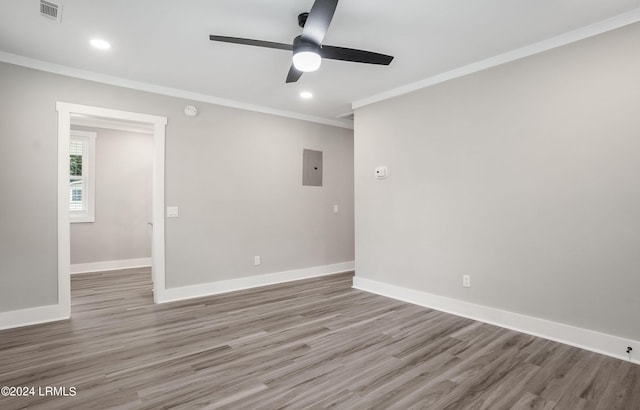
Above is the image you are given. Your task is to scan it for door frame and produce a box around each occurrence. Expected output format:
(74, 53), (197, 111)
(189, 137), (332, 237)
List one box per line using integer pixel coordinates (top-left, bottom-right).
(56, 102), (168, 316)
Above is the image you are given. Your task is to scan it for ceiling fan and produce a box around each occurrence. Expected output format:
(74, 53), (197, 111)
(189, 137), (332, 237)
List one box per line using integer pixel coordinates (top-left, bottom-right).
(209, 0), (394, 83)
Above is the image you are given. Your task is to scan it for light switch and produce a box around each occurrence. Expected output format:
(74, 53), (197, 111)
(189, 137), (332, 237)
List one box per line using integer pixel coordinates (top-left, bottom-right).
(333, 205), (339, 213)
(167, 206), (179, 218)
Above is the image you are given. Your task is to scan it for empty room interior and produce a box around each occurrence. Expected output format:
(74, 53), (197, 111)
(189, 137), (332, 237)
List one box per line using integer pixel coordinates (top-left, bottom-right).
(1, 0), (639, 408)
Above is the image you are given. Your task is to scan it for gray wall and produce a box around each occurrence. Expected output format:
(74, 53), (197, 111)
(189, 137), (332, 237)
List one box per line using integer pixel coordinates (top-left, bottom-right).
(165, 99), (354, 288)
(0, 62), (354, 311)
(354, 23), (640, 341)
(70, 127), (153, 265)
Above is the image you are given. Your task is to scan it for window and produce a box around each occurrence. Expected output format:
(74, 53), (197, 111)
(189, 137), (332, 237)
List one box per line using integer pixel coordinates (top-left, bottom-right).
(69, 130), (96, 223)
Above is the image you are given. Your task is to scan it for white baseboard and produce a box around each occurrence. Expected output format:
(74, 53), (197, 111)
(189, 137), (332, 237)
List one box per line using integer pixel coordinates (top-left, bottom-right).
(70, 257), (152, 274)
(0, 304), (69, 330)
(157, 261), (355, 304)
(0, 261), (353, 330)
(353, 276), (639, 365)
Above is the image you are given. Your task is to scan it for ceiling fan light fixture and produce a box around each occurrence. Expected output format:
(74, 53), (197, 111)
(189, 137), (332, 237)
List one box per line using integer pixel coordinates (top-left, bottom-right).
(293, 51), (321, 72)
(209, 1), (394, 83)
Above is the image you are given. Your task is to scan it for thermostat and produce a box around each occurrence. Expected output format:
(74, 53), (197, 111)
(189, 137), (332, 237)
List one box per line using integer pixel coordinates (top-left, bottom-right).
(375, 166), (388, 179)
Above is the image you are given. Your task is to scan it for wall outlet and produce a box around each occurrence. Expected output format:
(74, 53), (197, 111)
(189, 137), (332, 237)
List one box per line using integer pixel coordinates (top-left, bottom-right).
(463, 274), (471, 288)
(254, 256), (261, 266)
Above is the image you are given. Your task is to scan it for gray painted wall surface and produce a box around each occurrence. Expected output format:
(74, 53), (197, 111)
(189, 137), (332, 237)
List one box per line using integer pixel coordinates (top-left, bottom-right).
(70, 127), (152, 264)
(0, 63), (354, 311)
(354, 23), (640, 340)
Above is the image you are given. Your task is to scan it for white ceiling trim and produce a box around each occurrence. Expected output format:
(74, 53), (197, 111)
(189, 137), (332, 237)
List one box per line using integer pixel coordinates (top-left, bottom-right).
(0, 51), (353, 130)
(352, 8), (640, 111)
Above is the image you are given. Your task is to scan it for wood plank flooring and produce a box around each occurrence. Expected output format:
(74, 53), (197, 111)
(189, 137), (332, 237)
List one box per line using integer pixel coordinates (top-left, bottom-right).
(0, 268), (638, 409)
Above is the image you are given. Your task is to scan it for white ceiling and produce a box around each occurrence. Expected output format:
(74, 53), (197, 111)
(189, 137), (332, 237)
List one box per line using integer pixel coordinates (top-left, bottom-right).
(1, 0), (639, 127)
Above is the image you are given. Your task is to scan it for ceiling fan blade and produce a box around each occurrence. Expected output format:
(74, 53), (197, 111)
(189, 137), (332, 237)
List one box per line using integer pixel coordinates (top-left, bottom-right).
(320, 45), (394, 65)
(302, 0), (339, 45)
(286, 65), (304, 83)
(209, 35), (292, 51)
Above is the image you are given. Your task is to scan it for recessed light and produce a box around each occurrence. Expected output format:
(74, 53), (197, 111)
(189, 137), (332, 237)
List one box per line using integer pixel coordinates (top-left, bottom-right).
(300, 91), (313, 100)
(90, 38), (111, 50)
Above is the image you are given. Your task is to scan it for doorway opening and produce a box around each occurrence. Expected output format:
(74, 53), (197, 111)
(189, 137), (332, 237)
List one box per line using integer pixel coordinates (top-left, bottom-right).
(57, 103), (167, 318)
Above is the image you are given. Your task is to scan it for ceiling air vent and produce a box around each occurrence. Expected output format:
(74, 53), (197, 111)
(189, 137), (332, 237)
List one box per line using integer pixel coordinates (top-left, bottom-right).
(40, 0), (62, 23)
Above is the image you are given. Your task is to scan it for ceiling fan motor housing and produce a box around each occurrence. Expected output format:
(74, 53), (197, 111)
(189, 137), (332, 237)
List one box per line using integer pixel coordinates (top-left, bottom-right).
(293, 35), (319, 54)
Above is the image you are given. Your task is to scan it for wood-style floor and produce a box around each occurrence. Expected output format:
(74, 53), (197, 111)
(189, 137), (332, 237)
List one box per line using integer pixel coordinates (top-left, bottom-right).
(0, 269), (638, 409)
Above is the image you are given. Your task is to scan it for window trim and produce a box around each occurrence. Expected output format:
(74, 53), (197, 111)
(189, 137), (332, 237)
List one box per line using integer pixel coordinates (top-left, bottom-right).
(70, 130), (96, 223)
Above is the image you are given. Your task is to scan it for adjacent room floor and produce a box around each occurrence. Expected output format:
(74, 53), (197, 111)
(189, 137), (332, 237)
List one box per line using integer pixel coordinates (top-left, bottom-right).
(0, 268), (638, 409)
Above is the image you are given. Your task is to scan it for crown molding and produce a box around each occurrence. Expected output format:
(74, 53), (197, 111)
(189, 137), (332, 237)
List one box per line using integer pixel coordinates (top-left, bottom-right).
(0, 51), (353, 130)
(353, 8), (640, 111)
